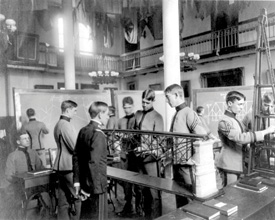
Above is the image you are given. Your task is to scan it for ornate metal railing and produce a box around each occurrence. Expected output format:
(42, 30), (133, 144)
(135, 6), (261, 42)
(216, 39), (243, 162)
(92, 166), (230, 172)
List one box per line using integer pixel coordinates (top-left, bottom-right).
(103, 129), (207, 165)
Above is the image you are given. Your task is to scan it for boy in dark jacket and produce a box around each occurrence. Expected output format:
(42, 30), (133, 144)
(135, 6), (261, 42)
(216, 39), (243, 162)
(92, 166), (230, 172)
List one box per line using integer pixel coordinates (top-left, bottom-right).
(73, 101), (109, 219)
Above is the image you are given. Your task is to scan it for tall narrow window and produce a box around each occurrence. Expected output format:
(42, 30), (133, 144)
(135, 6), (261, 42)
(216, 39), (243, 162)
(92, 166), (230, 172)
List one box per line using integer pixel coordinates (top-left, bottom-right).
(78, 23), (93, 55)
(58, 18), (93, 55)
(58, 18), (64, 52)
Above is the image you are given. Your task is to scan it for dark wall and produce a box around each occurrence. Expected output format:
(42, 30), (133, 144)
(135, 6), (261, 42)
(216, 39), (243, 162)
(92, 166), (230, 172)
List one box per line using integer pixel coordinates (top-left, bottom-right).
(0, 116), (17, 186)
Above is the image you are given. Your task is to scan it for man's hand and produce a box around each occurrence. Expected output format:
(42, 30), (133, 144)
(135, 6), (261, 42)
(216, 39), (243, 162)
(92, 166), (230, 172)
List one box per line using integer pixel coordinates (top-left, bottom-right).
(74, 185), (80, 197)
(265, 125), (275, 135)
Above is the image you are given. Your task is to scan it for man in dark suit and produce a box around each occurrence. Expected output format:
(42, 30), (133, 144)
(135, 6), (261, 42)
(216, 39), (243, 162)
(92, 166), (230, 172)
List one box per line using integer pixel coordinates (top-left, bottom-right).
(53, 100), (81, 220)
(73, 101), (110, 219)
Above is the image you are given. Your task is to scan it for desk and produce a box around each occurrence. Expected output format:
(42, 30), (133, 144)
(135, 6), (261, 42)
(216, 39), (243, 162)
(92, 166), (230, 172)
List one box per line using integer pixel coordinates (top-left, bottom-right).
(156, 183), (275, 220)
(12, 170), (56, 219)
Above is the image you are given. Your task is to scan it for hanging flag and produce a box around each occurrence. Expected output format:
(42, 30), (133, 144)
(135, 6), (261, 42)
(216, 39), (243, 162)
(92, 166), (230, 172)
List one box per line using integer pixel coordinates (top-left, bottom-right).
(104, 14), (114, 48)
(122, 7), (138, 44)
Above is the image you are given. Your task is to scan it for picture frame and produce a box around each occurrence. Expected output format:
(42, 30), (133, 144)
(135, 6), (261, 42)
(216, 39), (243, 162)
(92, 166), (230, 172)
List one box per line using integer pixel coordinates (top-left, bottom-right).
(16, 32), (39, 62)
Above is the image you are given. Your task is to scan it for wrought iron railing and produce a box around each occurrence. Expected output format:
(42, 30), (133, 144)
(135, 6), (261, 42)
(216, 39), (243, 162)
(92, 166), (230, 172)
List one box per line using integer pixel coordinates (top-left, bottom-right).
(103, 129), (207, 165)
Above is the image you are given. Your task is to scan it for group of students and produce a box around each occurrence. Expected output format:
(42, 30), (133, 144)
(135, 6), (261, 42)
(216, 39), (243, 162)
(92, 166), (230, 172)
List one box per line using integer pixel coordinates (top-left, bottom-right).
(3, 85), (275, 220)
(105, 83), (210, 219)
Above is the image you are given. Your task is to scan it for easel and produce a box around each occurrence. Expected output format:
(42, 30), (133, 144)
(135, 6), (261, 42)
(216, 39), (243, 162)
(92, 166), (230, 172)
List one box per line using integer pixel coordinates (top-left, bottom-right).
(248, 8), (275, 175)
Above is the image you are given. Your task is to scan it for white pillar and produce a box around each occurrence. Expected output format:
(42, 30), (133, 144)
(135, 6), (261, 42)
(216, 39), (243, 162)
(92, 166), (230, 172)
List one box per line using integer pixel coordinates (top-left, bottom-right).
(162, 0), (181, 131)
(63, 0), (76, 89)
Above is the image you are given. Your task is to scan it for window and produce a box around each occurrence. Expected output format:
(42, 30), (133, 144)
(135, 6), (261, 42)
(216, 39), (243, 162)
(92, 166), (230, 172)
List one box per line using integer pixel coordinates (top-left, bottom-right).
(201, 68), (243, 88)
(149, 84), (162, 90)
(58, 18), (93, 54)
(181, 80), (191, 106)
(34, 85), (54, 89)
(58, 18), (64, 52)
(57, 82), (79, 90)
(78, 23), (93, 55)
(80, 84), (99, 90)
(127, 82), (136, 90)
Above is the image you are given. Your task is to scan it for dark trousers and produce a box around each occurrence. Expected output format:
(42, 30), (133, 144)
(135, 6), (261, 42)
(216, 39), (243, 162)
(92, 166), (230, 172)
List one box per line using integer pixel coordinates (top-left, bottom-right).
(56, 171), (81, 220)
(173, 164), (194, 208)
(121, 152), (136, 211)
(80, 193), (108, 220)
(134, 155), (162, 220)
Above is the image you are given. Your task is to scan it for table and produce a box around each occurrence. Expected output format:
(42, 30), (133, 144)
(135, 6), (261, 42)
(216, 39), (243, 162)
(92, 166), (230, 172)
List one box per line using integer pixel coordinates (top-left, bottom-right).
(12, 170), (56, 219)
(156, 182), (275, 220)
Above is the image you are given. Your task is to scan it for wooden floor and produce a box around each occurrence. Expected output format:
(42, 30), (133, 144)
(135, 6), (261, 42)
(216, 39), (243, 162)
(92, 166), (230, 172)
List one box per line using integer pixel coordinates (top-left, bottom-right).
(108, 183), (176, 220)
(0, 182), (177, 220)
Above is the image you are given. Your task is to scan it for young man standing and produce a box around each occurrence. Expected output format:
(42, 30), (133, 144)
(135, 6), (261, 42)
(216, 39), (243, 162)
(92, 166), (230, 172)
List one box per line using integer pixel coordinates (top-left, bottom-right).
(134, 89), (164, 219)
(242, 92), (275, 167)
(73, 101), (109, 219)
(22, 108), (49, 149)
(164, 84), (207, 208)
(217, 91), (275, 186)
(116, 96), (136, 217)
(53, 100), (81, 220)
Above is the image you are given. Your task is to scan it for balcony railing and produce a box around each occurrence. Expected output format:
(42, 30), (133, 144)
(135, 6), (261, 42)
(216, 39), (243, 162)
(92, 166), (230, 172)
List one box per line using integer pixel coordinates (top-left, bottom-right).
(8, 12), (275, 74)
(120, 12), (275, 72)
(38, 47), (121, 73)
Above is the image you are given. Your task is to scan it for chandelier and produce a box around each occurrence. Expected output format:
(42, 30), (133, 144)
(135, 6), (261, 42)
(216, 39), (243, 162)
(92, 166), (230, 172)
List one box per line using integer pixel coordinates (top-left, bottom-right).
(0, 14), (17, 51)
(88, 70), (119, 84)
(159, 52), (200, 72)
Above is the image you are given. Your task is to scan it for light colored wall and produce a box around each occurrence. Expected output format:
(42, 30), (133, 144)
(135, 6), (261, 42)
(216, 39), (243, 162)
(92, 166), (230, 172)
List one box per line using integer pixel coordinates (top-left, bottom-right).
(181, 5), (211, 38)
(2, 69), (93, 117)
(239, 1), (275, 22)
(125, 48), (275, 110)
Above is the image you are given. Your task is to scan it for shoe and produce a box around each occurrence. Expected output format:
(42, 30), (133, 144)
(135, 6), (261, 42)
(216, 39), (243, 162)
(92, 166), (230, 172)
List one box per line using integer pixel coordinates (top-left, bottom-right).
(136, 207), (144, 217)
(116, 209), (134, 217)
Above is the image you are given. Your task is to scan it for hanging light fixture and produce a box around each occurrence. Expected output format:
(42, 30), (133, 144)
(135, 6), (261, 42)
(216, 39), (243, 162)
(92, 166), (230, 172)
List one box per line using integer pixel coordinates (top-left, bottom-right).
(159, 52), (200, 72)
(88, 70), (119, 84)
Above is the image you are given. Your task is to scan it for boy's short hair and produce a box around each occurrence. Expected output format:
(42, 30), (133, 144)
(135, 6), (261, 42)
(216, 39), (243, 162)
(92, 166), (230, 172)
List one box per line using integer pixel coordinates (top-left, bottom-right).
(61, 100), (78, 113)
(225, 91), (246, 104)
(142, 89), (155, 101)
(26, 108), (35, 117)
(108, 106), (116, 116)
(196, 106), (204, 114)
(262, 92), (275, 104)
(88, 101), (108, 119)
(164, 84), (184, 98)
(16, 130), (28, 141)
(122, 96), (134, 106)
